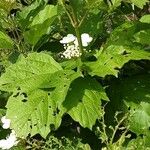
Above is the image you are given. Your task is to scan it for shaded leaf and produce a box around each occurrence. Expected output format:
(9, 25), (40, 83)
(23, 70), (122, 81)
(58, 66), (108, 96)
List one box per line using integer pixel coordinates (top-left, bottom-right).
(0, 31), (14, 49)
(107, 75), (150, 135)
(63, 77), (108, 129)
(127, 136), (150, 149)
(24, 5), (57, 45)
(85, 22), (150, 77)
(17, 0), (45, 29)
(134, 29), (150, 45)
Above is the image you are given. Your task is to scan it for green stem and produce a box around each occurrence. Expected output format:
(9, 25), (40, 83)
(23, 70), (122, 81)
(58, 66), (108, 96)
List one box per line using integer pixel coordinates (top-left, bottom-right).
(74, 25), (83, 72)
(110, 115), (128, 145)
(61, 0), (84, 71)
(74, 27), (83, 54)
(10, 15), (26, 55)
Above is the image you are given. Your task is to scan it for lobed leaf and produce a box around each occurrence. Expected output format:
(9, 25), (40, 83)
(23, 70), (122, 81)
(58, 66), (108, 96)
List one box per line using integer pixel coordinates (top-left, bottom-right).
(0, 53), (80, 138)
(63, 77), (109, 129)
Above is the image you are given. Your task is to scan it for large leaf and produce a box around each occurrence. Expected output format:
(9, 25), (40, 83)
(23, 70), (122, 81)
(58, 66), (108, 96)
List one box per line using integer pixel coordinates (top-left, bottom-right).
(105, 22), (150, 49)
(0, 53), (80, 138)
(6, 89), (63, 138)
(0, 52), (62, 92)
(6, 70), (80, 138)
(0, 31), (14, 49)
(80, 9), (104, 37)
(85, 22), (150, 77)
(24, 5), (57, 45)
(85, 48), (150, 77)
(63, 77), (109, 129)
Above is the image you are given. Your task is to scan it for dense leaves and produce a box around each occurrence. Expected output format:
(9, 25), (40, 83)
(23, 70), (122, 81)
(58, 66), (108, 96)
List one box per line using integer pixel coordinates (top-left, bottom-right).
(0, 0), (150, 149)
(107, 75), (150, 135)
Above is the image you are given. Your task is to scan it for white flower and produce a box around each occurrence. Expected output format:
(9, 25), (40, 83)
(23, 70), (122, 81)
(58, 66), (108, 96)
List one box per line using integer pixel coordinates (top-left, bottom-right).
(60, 33), (93, 59)
(81, 33), (93, 47)
(60, 34), (76, 44)
(1, 116), (11, 129)
(73, 33), (93, 47)
(62, 44), (81, 59)
(0, 130), (19, 150)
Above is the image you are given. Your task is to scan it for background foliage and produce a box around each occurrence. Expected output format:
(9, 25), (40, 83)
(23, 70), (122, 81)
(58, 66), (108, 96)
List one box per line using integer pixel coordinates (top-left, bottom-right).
(0, 0), (150, 149)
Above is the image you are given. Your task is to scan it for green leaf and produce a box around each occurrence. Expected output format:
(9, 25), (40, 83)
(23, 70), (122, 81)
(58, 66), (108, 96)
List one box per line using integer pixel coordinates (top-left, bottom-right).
(105, 22), (149, 49)
(107, 75), (150, 135)
(17, 0), (44, 29)
(80, 9), (104, 36)
(108, 0), (122, 10)
(0, 31), (14, 49)
(85, 22), (150, 77)
(0, 52), (80, 138)
(128, 104), (150, 135)
(24, 5), (57, 45)
(29, 5), (57, 27)
(85, 0), (107, 9)
(6, 89), (65, 138)
(129, 0), (148, 9)
(6, 70), (80, 138)
(63, 77), (109, 129)
(127, 136), (150, 149)
(69, 0), (84, 12)
(0, 108), (6, 118)
(105, 22), (136, 48)
(140, 14), (150, 24)
(134, 29), (150, 45)
(0, 52), (62, 92)
(85, 48), (150, 77)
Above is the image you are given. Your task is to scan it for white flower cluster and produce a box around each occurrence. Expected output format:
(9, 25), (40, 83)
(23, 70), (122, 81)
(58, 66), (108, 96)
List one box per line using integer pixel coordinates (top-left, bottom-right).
(0, 116), (19, 150)
(60, 33), (93, 59)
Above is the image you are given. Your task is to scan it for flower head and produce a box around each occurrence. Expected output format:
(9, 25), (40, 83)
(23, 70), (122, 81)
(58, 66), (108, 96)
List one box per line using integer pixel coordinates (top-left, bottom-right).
(60, 34), (76, 44)
(60, 33), (93, 59)
(81, 33), (93, 47)
(1, 116), (11, 129)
